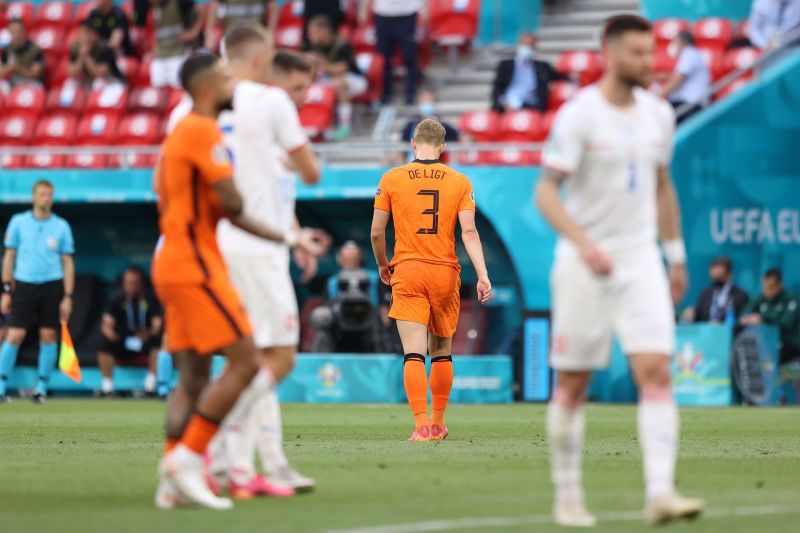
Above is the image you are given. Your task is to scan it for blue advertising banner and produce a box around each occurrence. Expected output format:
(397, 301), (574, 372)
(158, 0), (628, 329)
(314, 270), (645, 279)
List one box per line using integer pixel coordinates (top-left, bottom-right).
(450, 355), (513, 404)
(523, 317), (551, 401)
(731, 325), (781, 406)
(673, 324), (733, 406)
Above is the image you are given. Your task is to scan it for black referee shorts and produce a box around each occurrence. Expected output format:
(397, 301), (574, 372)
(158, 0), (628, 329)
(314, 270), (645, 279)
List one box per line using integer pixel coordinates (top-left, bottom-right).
(8, 280), (64, 330)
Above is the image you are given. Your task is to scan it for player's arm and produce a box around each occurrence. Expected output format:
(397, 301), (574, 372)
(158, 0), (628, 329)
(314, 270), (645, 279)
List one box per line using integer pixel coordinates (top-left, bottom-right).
(657, 165), (688, 303)
(535, 169), (613, 276)
(101, 313), (118, 341)
(60, 253), (75, 322)
(458, 210), (493, 304)
(288, 145), (321, 185)
(1, 248), (15, 315)
(203, 1), (219, 50)
(266, 0), (279, 34)
(370, 209), (392, 285)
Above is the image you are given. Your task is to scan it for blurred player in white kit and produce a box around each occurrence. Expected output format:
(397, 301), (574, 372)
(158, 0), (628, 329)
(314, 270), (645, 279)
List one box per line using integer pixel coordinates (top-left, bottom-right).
(536, 14), (705, 527)
(165, 25), (328, 499)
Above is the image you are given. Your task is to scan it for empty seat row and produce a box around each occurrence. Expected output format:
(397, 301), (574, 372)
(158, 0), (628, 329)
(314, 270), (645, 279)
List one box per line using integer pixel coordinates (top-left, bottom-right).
(0, 112), (165, 146)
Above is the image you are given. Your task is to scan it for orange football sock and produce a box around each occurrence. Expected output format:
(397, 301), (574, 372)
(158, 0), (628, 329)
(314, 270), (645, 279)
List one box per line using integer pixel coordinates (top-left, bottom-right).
(430, 355), (453, 426)
(164, 438), (179, 455)
(180, 413), (220, 454)
(404, 353), (429, 428)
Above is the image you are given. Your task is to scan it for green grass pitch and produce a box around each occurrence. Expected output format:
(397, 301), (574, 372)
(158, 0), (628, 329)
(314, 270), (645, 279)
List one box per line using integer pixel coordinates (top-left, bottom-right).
(1, 401), (799, 532)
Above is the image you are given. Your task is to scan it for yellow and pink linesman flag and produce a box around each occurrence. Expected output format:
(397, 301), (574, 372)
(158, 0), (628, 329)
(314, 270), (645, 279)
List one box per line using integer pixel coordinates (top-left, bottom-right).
(59, 320), (82, 383)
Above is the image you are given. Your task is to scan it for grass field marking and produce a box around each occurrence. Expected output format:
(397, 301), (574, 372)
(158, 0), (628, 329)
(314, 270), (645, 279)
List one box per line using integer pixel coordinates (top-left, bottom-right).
(325, 505), (800, 533)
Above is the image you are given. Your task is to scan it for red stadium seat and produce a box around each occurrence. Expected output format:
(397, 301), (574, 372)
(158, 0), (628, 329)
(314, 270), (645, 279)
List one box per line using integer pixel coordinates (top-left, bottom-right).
(456, 150), (495, 166)
(35, 2), (72, 29)
(86, 85), (129, 120)
(556, 50), (604, 86)
(298, 83), (336, 138)
(167, 88), (185, 112)
(128, 87), (168, 114)
(693, 17), (733, 52)
(35, 115), (78, 145)
(351, 25), (377, 54)
(498, 110), (543, 141)
(4, 3), (35, 28)
(5, 85), (45, 120)
(136, 56), (152, 88)
(653, 18), (690, 47)
(0, 154), (26, 169)
(490, 148), (541, 166)
(31, 27), (66, 64)
(654, 48), (678, 76)
(116, 113), (163, 145)
(64, 152), (109, 168)
(109, 152), (159, 169)
(129, 26), (154, 57)
(343, 0), (360, 27)
(76, 113), (119, 144)
(277, 0), (304, 28)
(275, 25), (303, 50)
(715, 76), (752, 101)
(722, 47), (762, 76)
(45, 84), (87, 116)
(23, 153), (65, 168)
(354, 52), (384, 104)
(47, 56), (71, 88)
(0, 115), (35, 146)
(429, 0), (480, 45)
(117, 56), (141, 86)
(548, 81), (578, 110)
(697, 46), (725, 81)
(458, 110), (499, 141)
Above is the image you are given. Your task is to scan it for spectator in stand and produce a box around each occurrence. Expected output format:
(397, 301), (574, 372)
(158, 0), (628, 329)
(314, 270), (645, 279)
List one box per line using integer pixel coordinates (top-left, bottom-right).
(397, 87), (458, 162)
(304, 14), (368, 141)
(491, 32), (571, 113)
(359, 0), (426, 105)
(68, 21), (126, 90)
(748, 0), (800, 51)
(303, 0), (346, 45)
(0, 19), (44, 94)
(741, 268), (800, 364)
(97, 266), (163, 397)
(204, 0), (278, 50)
(659, 30), (710, 123)
(692, 257), (749, 323)
(149, 0), (207, 88)
(87, 0), (135, 57)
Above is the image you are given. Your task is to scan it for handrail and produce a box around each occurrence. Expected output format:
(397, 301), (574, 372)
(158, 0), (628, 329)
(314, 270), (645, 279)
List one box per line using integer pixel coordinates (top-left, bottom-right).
(676, 27), (800, 120)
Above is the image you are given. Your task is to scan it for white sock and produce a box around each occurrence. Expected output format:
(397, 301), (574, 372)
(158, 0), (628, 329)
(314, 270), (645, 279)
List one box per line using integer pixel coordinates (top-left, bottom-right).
(101, 377), (114, 394)
(337, 103), (352, 127)
(143, 372), (156, 393)
(254, 389), (289, 474)
(547, 402), (586, 504)
(217, 369), (276, 485)
(638, 400), (678, 501)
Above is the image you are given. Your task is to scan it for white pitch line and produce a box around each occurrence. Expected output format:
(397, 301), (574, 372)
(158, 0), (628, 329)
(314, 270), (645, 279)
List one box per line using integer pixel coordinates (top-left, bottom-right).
(324, 505), (800, 533)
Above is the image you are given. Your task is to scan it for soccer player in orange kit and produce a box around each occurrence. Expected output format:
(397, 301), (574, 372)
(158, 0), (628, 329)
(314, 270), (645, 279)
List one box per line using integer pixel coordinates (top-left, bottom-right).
(151, 53), (320, 510)
(371, 118), (493, 442)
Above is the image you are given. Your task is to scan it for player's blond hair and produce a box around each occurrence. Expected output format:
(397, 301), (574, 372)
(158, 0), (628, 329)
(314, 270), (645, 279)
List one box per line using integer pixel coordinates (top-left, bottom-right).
(413, 118), (446, 147)
(223, 23), (273, 62)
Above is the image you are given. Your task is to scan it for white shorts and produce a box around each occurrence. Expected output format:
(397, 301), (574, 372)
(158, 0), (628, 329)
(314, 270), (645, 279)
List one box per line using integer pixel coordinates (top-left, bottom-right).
(345, 73), (369, 96)
(549, 245), (675, 371)
(150, 55), (188, 89)
(224, 254), (299, 349)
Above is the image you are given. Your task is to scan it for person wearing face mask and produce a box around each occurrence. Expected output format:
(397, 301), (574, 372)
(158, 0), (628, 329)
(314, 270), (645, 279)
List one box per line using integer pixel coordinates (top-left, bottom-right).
(659, 31), (710, 124)
(491, 32), (571, 113)
(692, 257), (749, 324)
(400, 87), (459, 162)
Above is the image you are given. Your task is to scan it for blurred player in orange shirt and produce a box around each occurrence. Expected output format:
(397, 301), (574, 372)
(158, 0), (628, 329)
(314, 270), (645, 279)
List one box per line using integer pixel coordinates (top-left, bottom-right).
(151, 53), (319, 510)
(371, 118), (493, 442)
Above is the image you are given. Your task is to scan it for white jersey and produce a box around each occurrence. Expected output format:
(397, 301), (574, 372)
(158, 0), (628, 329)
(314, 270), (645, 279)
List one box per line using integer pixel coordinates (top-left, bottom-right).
(217, 80), (308, 259)
(542, 85), (675, 259)
(165, 81), (309, 260)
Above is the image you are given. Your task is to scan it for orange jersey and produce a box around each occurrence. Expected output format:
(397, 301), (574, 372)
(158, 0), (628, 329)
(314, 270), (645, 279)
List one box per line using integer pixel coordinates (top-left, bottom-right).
(152, 112), (233, 286)
(374, 159), (475, 269)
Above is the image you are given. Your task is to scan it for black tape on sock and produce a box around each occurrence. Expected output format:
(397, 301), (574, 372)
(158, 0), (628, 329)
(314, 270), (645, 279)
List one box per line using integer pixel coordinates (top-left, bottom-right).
(431, 355), (452, 363)
(404, 353), (425, 364)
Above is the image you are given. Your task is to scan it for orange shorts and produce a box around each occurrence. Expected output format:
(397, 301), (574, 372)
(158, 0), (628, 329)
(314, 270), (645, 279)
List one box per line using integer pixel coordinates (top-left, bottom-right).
(389, 260), (461, 338)
(155, 276), (253, 355)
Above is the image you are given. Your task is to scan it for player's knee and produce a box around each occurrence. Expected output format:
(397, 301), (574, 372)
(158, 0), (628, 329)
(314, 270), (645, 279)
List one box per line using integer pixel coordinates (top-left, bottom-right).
(553, 385), (585, 409)
(5, 329), (26, 345)
(180, 371), (209, 400)
(39, 329), (57, 344)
